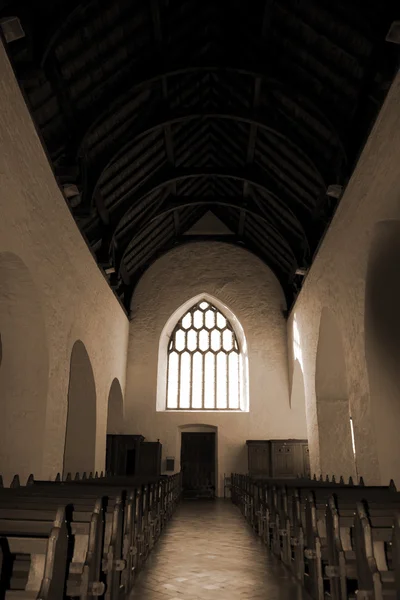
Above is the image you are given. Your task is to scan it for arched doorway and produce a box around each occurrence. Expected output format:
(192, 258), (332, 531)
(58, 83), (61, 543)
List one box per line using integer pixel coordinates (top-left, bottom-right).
(0, 252), (49, 485)
(315, 307), (355, 479)
(107, 378), (124, 434)
(63, 340), (96, 477)
(365, 221), (400, 485)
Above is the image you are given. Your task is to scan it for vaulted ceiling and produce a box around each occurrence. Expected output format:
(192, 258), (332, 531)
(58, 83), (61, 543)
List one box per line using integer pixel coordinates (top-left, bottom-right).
(1, 0), (398, 312)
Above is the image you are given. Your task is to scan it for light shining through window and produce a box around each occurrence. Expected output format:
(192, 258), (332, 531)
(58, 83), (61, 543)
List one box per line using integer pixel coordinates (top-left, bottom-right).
(166, 301), (242, 410)
(293, 315), (303, 369)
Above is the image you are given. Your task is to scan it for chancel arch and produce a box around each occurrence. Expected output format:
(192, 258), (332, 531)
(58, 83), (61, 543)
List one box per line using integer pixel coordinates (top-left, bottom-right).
(365, 220), (400, 486)
(157, 294), (249, 412)
(107, 378), (124, 434)
(0, 252), (49, 486)
(63, 340), (97, 477)
(315, 307), (356, 480)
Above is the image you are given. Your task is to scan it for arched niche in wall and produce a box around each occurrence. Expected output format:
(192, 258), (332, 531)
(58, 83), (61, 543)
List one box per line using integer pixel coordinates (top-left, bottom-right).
(315, 307), (356, 480)
(107, 378), (124, 434)
(365, 220), (400, 485)
(0, 252), (49, 486)
(63, 340), (96, 477)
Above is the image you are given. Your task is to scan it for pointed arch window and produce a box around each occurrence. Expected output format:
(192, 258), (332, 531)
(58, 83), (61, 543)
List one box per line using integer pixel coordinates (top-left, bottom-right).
(166, 300), (244, 410)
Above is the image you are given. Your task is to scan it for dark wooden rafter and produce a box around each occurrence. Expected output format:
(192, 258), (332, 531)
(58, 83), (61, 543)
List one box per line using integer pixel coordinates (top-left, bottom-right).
(150, 0), (178, 207)
(8, 0), (396, 311)
(119, 196), (301, 266)
(240, 0), (274, 237)
(112, 190), (309, 275)
(91, 108), (327, 207)
(73, 65), (346, 170)
(104, 165), (312, 247)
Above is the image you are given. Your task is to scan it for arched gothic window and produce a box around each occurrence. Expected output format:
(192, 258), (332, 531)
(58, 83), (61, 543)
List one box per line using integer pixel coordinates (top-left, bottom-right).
(166, 300), (244, 410)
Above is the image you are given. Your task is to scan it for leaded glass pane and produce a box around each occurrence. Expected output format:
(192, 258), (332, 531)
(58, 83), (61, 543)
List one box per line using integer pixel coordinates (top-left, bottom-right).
(210, 329), (221, 351)
(205, 309), (215, 329)
(187, 329), (197, 351)
(228, 353), (239, 409)
(166, 301), (243, 410)
(180, 352), (191, 409)
(222, 329), (233, 351)
(199, 329), (209, 352)
(216, 312), (227, 329)
(175, 329), (186, 351)
(204, 352), (215, 409)
(167, 352), (179, 408)
(192, 352), (203, 408)
(193, 310), (203, 329)
(216, 352), (227, 409)
(181, 313), (192, 330)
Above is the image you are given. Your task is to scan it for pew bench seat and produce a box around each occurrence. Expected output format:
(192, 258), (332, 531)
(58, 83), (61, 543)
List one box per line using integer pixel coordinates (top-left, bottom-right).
(0, 507), (68, 600)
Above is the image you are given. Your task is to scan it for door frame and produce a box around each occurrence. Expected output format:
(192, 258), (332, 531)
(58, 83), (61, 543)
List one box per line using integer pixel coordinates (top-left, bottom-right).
(177, 424), (218, 495)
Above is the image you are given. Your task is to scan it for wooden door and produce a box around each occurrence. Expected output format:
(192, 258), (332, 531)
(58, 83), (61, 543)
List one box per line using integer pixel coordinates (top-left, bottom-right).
(181, 432), (216, 498)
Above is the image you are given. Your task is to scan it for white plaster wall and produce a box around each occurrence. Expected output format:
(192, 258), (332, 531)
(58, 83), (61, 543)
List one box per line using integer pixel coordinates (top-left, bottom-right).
(0, 42), (129, 483)
(126, 242), (308, 495)
(289, 72), (400, 486)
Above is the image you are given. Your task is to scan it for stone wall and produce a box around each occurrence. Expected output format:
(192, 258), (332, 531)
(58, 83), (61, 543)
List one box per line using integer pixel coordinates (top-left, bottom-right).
(126, 242), (308, 495)
(0, 42), (129, 485)
(289, 72), (400, 486)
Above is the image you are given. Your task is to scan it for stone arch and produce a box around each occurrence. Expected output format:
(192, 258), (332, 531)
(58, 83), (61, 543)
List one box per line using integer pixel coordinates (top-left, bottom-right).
(107, 378), (124, 434)
(365, 220), (400, 485)
(63, 340), (97, 477)
(156, 292), (249, 412)
(0, 252), (49, 486)
(315, 307), (356, 479)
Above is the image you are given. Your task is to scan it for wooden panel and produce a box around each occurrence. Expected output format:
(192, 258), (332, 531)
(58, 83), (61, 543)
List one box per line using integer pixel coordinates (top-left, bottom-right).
(247, 439), (309, 478)
(272, 443), (295, 477)
(247, 442), (271, 477)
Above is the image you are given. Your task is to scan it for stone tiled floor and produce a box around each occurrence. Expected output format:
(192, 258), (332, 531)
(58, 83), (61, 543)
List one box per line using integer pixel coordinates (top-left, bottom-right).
(130, 500), (311, 600)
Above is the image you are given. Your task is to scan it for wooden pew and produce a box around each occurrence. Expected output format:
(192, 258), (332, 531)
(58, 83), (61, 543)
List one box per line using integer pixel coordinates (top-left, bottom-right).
(304, 486), (400, 600)
(0, 472), (182, 599)
(354, 501), (399, 599)
(231, 473), (400, 600)
(0, 506), (69, 599)
(0, 495), (106, 599)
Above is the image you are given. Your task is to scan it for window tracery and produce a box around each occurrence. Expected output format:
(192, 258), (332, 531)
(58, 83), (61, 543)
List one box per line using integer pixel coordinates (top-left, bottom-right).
(166, 300), (242, 410)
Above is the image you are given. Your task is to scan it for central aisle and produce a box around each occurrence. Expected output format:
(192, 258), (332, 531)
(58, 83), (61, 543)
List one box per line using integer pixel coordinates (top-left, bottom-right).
(130, 500), (311, 600)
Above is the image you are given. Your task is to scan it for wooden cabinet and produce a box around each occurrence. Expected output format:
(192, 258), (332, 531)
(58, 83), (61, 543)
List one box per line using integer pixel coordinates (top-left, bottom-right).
(106, 435), (162, 477)
(246, 439), (310, 478)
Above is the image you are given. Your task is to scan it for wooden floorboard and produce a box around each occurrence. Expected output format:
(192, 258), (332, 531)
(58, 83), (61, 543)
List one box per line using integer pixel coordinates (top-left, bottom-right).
(130, 499), (312, 599)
